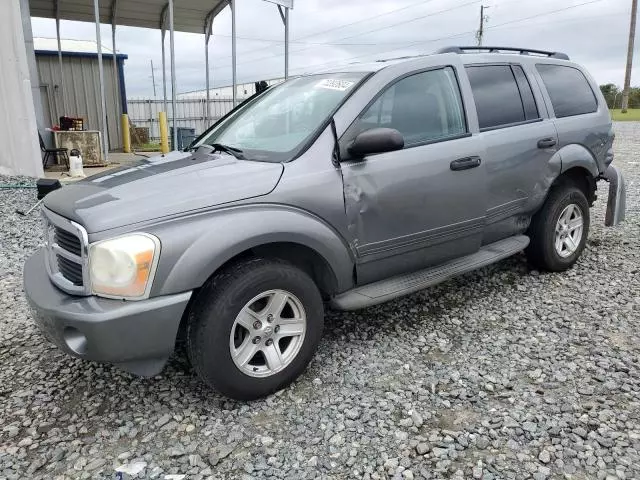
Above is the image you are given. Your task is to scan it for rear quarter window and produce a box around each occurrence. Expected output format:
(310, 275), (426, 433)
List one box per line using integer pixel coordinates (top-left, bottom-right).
(536, 64), (598, 118)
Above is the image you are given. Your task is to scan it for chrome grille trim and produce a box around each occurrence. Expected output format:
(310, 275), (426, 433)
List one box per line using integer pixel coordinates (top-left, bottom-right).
(42, 208), (91, 296)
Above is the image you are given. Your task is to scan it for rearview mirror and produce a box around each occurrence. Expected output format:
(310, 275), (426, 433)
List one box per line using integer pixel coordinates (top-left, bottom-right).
(347, 128), (404, 158)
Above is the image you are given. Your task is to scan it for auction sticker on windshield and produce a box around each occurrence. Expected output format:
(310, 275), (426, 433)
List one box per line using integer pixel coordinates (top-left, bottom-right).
(316, 79), (355, 91)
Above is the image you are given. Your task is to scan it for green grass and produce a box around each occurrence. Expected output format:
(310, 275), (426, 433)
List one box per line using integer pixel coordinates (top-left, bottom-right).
(134, 142), (162, 152)
(610, 109), (640, 121)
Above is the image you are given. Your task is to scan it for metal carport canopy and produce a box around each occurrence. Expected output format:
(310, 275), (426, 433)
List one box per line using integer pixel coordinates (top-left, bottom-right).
(29, 0), (229, 34)
(29, 0), (291, 156)
(29, 0), (237, 155)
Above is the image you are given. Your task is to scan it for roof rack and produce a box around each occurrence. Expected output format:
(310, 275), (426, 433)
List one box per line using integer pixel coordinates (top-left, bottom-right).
(437, 46), (570, 61)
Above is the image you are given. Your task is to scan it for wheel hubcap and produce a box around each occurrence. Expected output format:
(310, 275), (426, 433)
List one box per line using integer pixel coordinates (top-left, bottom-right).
(229, 289), (306, 378)
(554, 203), (584, 258)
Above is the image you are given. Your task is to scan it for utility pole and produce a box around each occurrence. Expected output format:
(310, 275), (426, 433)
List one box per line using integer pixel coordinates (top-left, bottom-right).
(150, 59), (157, 97)
(622, 0), (638, 113)
(476, 5), (489, 47)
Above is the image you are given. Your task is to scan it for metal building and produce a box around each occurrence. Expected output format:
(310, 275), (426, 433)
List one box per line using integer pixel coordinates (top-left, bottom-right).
(34, 38), (127, 151)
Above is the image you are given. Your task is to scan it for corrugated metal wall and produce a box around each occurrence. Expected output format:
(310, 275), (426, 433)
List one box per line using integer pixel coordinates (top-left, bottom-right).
(36, 54), (122, 150)
(127, 97), (235, 141)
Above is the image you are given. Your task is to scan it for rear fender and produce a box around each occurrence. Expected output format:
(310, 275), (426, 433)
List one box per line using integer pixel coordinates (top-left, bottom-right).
(148, 205), (355, 296)
(528, 144), (598, 213)
(558, 144), (600, 177)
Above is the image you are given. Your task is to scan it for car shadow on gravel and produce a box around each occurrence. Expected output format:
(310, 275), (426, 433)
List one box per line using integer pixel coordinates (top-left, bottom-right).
(322, 252), (532, 343)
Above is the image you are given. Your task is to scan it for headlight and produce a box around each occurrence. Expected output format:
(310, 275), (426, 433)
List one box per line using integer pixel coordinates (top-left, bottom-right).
(89, 233), (160, 299)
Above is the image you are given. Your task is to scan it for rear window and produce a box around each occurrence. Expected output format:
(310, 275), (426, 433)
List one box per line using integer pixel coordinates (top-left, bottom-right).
(466, 65), (537, 130)
(536, 64), (598, 118)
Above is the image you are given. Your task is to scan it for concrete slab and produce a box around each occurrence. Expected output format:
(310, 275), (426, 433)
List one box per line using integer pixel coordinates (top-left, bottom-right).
(43, 151), (161, 183)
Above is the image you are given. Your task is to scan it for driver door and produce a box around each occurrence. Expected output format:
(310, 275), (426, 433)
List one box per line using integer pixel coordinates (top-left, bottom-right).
(339, 66), (487, 285)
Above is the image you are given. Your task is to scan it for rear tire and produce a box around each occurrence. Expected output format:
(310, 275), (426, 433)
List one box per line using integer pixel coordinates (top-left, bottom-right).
(187, 258), (324, 400)
(526, 182), (590, 272)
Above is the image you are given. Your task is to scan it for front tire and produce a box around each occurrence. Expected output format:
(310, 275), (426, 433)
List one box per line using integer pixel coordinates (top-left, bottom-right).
(187, 258), (324, 400)
(526, 182), (590, 272)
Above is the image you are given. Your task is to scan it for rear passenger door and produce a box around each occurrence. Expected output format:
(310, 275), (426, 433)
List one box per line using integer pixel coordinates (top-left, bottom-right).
(465, 63), (559, 243)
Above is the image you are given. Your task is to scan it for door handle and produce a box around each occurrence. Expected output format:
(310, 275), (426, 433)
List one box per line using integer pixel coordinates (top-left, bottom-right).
(450, 156), (481, 171)
(537, 138), (557, 149)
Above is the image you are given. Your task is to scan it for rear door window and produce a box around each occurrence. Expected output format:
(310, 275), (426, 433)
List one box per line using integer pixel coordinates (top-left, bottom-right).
(466, 64), (538, 130)
(536, 64), (598, 118)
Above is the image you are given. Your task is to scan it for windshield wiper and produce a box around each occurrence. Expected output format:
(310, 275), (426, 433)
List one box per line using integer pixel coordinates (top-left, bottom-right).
(209, 143), (245, 160)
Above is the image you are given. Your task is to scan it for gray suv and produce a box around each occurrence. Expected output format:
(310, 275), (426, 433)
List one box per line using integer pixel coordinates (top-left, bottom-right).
(25, 46), (626, 400)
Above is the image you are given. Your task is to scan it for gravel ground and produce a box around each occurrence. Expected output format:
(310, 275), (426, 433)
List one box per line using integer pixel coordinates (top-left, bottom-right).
(1, 123), (639, 480)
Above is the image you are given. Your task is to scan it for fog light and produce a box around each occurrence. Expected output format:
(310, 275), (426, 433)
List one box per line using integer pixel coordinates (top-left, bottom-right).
(63, 327), (88, 355)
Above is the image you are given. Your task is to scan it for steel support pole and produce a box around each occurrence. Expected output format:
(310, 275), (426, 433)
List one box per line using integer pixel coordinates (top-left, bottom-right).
(93, 0), (109, 162)
(205, 33), (211, 124)
(55, 14), (66, 115)
(161, 29), (167, 114)
(231, 0), (237, 106)
(284, 7), (289, 79)
(111, 24), (121, 146)
(169, 0), (177, 149)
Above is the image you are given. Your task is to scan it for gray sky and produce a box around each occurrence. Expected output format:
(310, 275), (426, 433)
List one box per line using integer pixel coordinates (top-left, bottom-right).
(31, 0), (635, 97)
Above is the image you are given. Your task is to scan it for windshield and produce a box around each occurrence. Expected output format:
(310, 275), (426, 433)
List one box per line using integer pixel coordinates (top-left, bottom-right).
(194, 72), (368, 162)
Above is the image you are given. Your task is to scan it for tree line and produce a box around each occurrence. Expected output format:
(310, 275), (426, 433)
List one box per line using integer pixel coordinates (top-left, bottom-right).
(599, 84), (640, 109)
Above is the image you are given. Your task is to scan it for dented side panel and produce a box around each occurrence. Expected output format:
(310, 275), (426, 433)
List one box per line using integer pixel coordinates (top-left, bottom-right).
(340, 135), (488, 283)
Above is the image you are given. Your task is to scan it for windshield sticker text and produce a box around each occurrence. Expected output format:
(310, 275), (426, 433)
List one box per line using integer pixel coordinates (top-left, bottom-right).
(316, 79), (355, 91)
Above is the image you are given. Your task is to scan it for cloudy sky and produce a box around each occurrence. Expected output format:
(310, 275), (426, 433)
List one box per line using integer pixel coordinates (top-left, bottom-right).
(31, 0), (635, 97)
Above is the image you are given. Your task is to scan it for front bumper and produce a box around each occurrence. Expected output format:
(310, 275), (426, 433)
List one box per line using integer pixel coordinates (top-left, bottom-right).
(24, 248), (192, 376)
(603, 164), (626, 227)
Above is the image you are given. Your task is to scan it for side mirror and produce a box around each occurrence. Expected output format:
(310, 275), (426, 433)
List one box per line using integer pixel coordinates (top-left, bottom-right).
(348, 128), (404, 158)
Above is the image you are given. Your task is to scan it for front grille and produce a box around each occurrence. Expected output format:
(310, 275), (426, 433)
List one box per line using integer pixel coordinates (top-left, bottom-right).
(56, 255), (84, 285)
(54, 227), (82, 256)
(42, 209), (89, 295)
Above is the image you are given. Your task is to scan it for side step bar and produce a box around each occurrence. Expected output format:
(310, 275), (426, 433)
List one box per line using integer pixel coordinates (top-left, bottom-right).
(330, 235), (530, 311)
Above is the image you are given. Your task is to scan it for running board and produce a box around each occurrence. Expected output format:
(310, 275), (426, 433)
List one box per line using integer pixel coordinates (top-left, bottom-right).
(331, 235), (530, 311)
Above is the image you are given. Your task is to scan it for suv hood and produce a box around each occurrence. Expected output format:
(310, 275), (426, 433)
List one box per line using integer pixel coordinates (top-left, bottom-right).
(44, 150), (284, 233)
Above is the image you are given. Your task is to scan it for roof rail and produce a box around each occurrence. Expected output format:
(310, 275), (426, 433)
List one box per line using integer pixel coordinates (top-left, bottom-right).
(375, 54), (430, 63)
(437, 46), (570, 61)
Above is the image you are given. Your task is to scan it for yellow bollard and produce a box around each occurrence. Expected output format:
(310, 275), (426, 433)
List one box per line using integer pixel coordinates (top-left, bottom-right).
(121, 114), (131, 153)
(159, 111), (170, 154)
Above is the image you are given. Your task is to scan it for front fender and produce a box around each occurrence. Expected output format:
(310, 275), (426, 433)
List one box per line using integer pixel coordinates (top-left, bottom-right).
(148, 205), (355, 297)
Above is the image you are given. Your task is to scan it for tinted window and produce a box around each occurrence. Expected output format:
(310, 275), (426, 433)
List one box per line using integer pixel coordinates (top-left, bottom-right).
(536, 64), (597, 118)
(466, 65), (527, 130)
(348, 67), (467, 148)
(512, 65), (539, 120)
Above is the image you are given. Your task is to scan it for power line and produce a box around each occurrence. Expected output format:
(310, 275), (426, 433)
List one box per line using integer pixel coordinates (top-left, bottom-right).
(300, 0), (609, 70)
(486, 11), (626, 30)
(207, 34), (441, 47)
(208, 0), (443, 63)
(211, 0), (483, 70)
(235, 0), (608, 83)
(487, 0), (606, 30)
(212, 10), (627, 48)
